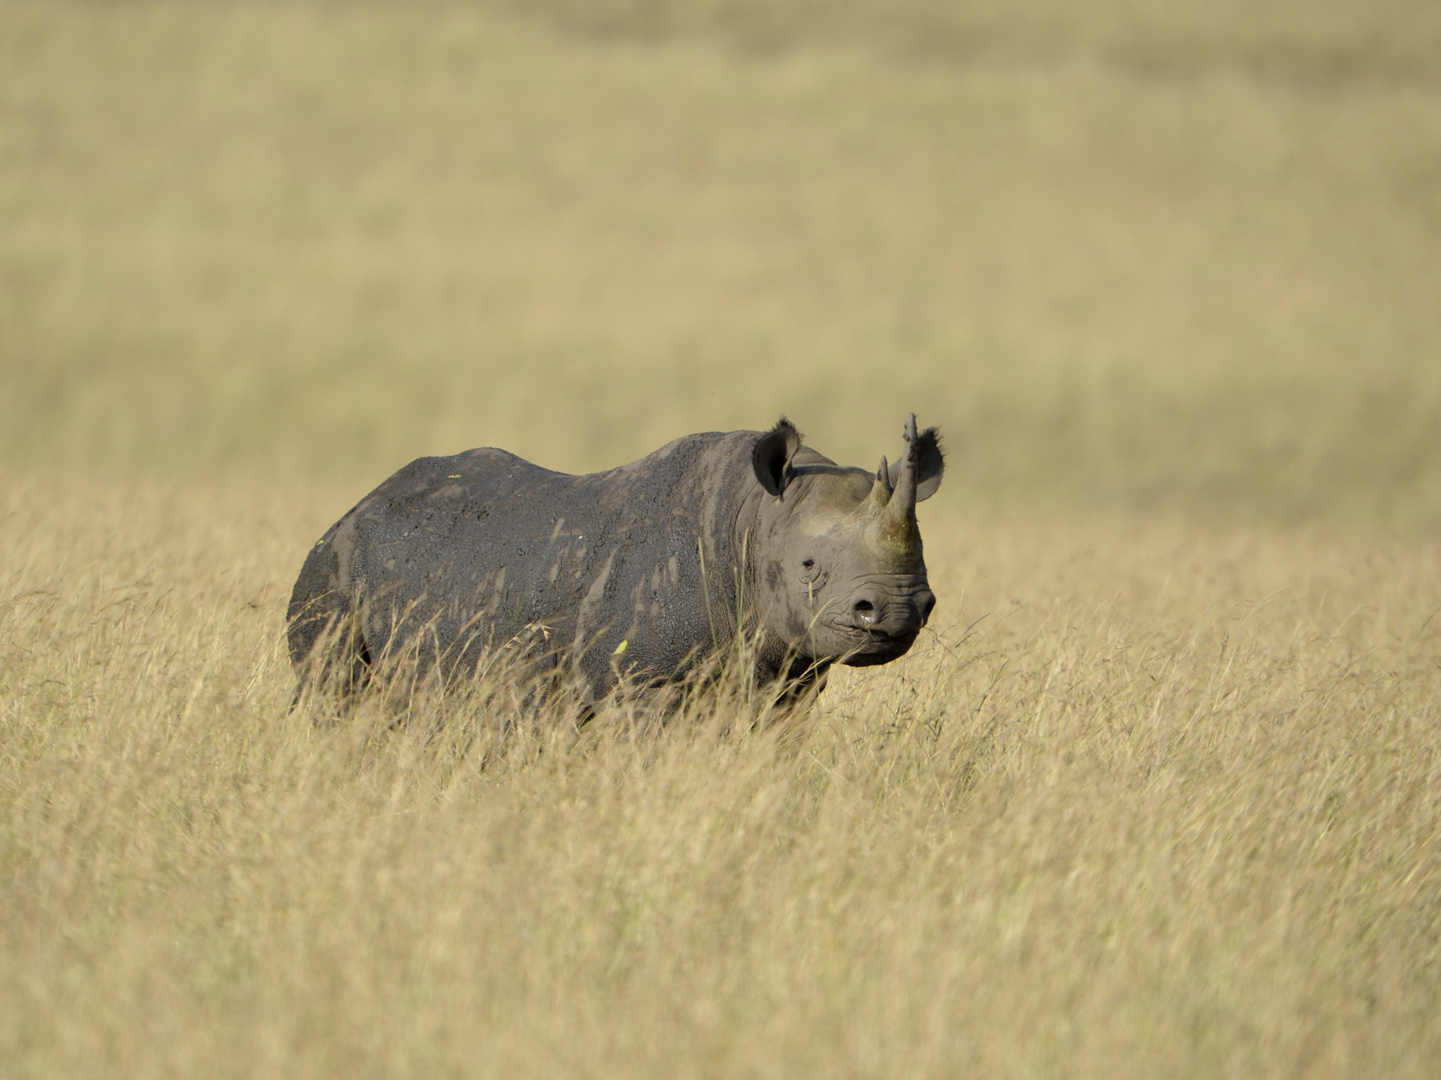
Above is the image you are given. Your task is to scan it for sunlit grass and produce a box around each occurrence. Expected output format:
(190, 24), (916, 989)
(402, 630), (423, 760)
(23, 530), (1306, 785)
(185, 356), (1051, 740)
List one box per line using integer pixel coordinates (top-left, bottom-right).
(3, 1), (1441, 1075)
(4, 472), (1439, 1077)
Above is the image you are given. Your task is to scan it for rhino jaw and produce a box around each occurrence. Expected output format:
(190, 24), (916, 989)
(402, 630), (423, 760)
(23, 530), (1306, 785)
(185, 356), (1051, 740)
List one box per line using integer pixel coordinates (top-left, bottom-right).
(832, 580), (936, 666)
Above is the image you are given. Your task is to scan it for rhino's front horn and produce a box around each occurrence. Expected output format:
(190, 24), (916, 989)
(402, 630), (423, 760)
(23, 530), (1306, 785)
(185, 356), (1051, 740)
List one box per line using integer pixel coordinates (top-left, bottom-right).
(886, 414), (922, 528)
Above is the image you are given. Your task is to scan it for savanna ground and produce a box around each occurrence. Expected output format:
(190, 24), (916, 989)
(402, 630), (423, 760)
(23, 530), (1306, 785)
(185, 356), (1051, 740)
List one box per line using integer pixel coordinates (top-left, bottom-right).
(3, 1), (1441, 1076)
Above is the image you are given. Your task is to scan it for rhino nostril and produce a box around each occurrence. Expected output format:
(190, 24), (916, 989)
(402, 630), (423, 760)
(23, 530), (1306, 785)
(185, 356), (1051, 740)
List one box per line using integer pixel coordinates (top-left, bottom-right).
(853, 599), (876, 625)
(917, 590), (936, 625)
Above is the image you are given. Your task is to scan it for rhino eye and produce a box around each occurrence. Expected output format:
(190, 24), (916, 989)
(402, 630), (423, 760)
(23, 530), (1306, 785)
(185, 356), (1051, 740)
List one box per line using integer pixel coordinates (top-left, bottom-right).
(801, 558), (815, 569)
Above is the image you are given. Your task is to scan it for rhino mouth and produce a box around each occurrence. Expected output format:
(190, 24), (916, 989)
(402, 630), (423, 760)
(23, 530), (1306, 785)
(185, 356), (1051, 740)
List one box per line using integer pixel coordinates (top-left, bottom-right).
(823, 586), (933, 666)
(837, 624), (921, 666)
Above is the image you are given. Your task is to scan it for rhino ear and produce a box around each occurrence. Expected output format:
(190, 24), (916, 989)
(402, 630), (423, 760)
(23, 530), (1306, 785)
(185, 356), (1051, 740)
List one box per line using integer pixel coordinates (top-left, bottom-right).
(887, 426), (945, 502)
(753, 417), (802, 497)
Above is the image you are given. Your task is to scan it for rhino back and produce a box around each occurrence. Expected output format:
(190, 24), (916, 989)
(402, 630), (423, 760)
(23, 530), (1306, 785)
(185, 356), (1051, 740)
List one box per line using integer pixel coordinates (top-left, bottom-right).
(339, 431), (758, 690)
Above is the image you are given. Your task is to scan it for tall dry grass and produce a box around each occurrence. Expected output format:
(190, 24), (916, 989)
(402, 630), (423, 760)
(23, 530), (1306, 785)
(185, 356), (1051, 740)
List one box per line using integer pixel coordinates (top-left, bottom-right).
(3, 1), (1441, 1076)
(4, 476), (1439, 1077)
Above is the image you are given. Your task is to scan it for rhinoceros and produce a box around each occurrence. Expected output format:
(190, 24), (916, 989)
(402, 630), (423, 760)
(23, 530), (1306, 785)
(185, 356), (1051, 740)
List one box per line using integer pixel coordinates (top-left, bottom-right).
(287, 415), (943, 701)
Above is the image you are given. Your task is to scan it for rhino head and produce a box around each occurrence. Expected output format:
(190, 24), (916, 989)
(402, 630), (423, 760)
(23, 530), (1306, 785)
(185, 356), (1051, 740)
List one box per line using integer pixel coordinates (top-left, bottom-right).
(749, 414), (943, 670)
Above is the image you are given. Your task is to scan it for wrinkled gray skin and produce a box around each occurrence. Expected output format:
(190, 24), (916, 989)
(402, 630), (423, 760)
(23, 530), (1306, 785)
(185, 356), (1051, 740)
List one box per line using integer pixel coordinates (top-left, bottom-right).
(287, 415), (943, 701)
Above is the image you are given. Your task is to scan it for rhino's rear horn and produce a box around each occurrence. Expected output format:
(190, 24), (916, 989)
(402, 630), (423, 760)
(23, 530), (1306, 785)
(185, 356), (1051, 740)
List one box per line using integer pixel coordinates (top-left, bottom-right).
(868, 455), (893, 509)
(753, 417), (803, 497)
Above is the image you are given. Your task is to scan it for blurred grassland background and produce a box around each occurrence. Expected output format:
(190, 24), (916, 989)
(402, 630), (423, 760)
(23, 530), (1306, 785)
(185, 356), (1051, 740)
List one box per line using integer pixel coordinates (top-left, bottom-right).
(3, 1), (1441, 1077)
(4, 0), (1441, 518)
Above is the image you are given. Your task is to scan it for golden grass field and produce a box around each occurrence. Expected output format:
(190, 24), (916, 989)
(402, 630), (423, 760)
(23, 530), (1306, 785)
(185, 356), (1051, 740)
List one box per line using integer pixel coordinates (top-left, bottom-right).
(3, 1), (1440, 1075)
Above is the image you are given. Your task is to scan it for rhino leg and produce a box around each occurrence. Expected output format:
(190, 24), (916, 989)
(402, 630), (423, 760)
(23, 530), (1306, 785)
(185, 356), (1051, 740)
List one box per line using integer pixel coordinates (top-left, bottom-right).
(773, 656), (831, 708)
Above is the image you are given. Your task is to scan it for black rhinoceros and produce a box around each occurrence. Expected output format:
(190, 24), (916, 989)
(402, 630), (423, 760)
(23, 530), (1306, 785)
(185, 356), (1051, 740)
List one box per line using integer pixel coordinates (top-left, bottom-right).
(287, 415), (943, 700)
